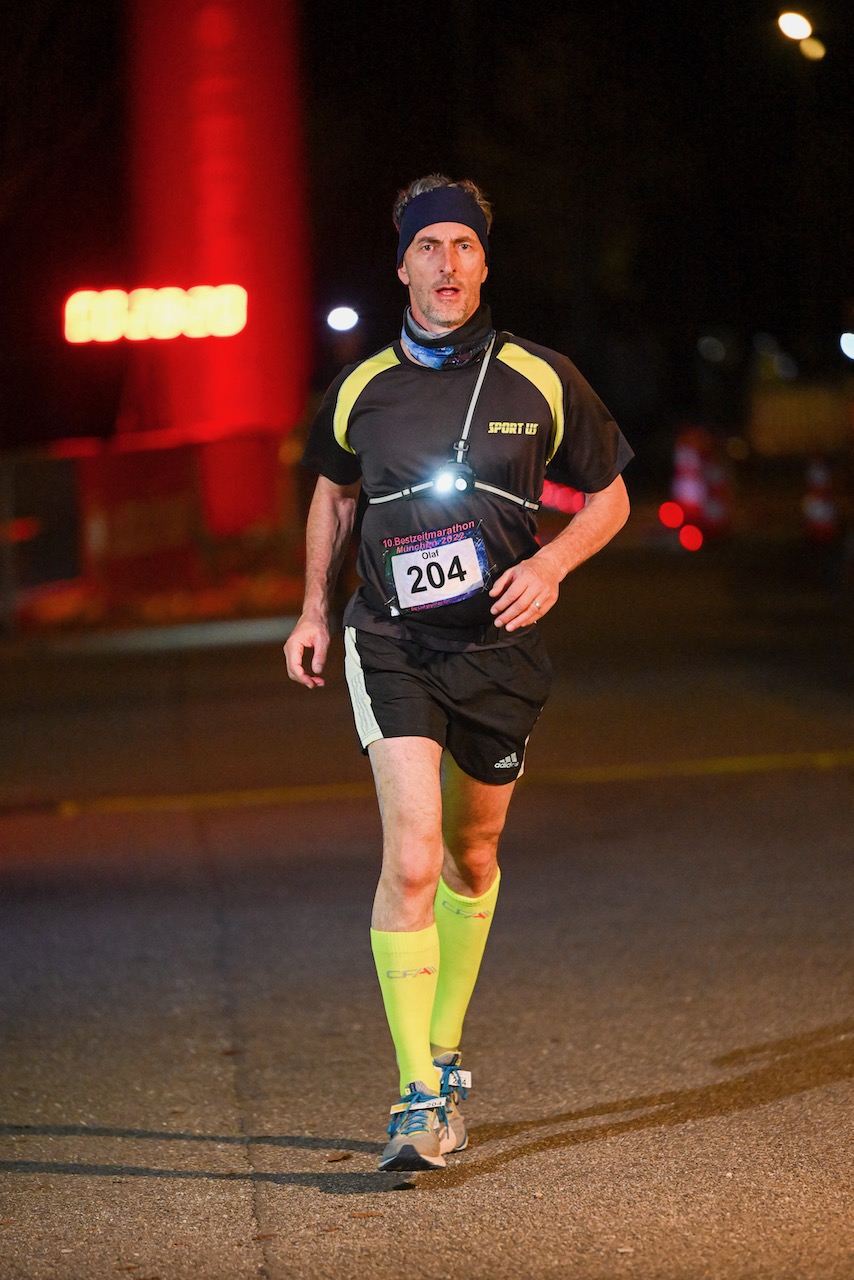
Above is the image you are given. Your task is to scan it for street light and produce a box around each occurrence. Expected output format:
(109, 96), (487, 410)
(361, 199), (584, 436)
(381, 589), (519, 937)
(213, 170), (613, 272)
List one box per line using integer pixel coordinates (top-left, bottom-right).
(778, 12), (812, 40)
(327, 306), (359, 332)
(799, 37), (826, 60)
(777, 13), (826, 63)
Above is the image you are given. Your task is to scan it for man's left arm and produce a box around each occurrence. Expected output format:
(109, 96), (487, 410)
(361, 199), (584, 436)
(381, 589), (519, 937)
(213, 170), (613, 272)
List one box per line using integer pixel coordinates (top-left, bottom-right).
(489, 474), (630, 632)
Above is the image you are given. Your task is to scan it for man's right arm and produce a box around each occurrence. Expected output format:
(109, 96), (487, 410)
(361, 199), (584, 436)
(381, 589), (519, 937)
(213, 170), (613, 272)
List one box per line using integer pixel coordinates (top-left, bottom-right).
(283, 475), (361, 688)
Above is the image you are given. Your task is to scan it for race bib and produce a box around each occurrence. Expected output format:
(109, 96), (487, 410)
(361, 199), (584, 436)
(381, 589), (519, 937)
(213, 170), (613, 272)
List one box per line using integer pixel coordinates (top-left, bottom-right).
(383, 525), (490, 613)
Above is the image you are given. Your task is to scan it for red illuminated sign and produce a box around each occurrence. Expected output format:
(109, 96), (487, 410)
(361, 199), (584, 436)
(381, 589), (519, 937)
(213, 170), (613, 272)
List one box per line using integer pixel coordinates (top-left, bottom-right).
(64, 285), (248, 343)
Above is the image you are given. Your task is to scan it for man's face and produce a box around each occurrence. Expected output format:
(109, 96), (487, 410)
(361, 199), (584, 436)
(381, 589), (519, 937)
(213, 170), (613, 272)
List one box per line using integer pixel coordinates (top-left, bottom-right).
(397, 221), (488, 334)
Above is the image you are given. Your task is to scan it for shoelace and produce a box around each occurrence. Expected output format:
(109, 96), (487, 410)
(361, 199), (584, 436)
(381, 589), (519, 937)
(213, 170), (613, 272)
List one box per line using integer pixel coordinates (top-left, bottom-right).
(437, 1062), (469, 1104)
(388, 1091), (446, 1137)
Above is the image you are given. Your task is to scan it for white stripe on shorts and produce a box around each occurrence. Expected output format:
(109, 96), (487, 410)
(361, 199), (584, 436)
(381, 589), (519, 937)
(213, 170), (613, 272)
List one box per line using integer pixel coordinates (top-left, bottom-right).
(344, 626), (384, 749)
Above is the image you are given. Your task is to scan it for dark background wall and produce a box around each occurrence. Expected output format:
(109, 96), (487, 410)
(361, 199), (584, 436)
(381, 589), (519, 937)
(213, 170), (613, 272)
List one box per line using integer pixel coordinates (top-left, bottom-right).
(1, 0), (851, 476)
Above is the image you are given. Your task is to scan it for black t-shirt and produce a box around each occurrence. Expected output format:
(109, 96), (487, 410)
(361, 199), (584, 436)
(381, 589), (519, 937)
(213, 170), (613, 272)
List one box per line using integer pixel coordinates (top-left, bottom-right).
(303, 330), (633, 650)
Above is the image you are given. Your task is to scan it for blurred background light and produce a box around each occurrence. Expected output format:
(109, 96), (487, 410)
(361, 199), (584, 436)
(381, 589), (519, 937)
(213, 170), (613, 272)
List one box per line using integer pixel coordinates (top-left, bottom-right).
(64, 285), (248, 343)
(751, 332), (799, 381)
(698, 335), (727, 363)
(778, 12), (813, 39)
(774, 352), (799, 379)
(327, 306), (359, 332)
(658, 501), (685, 529)
(840, 333), (854, 360)
(679, 525), (704, 552)
(799, 37), (826, 59)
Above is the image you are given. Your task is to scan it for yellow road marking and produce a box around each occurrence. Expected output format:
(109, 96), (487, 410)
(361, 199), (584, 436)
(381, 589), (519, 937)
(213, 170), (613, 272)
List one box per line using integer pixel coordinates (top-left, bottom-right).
(47, 749), (854, 818)
(56, 782), (375, 818)
(536, 749), (854, 787)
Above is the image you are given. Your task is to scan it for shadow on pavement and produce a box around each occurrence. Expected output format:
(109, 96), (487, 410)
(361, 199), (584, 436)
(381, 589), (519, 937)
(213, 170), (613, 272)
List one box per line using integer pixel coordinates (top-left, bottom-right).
(2, 1021), (850, 1196)
(430, 1020), (853, 1190)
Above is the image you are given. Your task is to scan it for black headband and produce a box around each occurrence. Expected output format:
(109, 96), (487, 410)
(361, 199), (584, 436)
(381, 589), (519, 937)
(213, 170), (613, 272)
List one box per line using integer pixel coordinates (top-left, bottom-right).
(396, 186), (489, 267)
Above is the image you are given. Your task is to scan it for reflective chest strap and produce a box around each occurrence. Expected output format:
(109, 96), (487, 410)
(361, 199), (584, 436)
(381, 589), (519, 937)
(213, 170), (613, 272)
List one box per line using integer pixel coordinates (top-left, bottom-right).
(367, 338), (541, 511)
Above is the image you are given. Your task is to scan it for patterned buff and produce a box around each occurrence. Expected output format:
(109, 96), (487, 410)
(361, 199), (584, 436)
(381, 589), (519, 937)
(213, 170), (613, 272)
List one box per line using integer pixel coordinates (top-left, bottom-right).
(401, 304), (495, 370)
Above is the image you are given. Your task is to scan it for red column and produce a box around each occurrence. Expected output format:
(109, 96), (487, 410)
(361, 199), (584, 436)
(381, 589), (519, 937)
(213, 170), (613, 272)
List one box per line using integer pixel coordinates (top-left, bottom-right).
(123, 0), (310, 535)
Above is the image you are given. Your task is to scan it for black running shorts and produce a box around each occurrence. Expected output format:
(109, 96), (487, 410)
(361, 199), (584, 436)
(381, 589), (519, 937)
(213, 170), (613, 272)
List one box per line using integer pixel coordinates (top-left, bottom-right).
(344, 626), (553, 785)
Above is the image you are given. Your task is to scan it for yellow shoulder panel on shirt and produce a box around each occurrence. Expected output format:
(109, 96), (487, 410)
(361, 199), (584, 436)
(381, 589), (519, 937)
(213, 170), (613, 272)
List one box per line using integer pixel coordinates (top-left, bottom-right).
(497, 342), (564, 462)
(333, 346), (400, 454)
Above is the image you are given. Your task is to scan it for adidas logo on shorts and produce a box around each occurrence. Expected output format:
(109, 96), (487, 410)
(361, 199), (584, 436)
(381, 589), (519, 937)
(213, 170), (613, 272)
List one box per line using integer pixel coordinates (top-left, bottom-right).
(494, 752), (519, 770)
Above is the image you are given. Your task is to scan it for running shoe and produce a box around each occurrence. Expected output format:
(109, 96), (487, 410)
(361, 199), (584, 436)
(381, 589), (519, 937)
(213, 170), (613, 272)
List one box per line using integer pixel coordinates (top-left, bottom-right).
(434, 1051), (472, 1153)
(378, 1082), (451, 1172)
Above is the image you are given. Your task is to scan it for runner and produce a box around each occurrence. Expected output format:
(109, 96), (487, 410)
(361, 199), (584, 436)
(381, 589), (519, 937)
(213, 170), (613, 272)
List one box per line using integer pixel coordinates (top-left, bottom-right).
(284, 174), (633, 1171)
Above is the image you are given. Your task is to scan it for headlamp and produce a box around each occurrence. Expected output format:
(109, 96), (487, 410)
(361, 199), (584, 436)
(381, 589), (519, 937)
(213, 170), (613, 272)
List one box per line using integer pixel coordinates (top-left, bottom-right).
(433, 460), (475, 495)
(367, 336), (540, 514)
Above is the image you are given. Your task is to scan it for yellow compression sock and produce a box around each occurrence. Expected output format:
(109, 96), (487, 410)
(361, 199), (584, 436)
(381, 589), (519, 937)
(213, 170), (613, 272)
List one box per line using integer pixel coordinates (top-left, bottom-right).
(430, 870), (501, 1054)
(370, 925), (441, 1095)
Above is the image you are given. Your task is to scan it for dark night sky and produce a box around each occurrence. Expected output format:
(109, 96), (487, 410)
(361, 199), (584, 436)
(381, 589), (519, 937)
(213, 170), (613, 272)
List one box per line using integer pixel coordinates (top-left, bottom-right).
(1, 0), (851, 453)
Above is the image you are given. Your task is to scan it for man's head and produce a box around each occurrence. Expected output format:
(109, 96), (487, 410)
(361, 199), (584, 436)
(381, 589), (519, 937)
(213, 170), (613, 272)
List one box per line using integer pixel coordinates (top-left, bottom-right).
(393, 175), (492, 334)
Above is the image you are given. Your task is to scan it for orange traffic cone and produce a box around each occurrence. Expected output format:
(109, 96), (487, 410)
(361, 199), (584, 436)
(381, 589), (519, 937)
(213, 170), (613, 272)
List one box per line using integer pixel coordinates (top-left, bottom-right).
(671, 427), (708, 525)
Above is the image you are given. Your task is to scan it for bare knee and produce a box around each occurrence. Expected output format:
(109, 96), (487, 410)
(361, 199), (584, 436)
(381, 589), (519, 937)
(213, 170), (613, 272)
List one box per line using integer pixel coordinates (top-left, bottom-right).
(373, 831), (444, 931)
(443, 828), (502, 896)
(381, 839), (442, 901)
(441, 759), (514, 896)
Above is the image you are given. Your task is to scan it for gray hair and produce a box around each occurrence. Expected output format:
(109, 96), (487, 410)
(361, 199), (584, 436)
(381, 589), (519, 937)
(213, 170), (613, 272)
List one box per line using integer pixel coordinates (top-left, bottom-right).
(392, 174), (493, 232)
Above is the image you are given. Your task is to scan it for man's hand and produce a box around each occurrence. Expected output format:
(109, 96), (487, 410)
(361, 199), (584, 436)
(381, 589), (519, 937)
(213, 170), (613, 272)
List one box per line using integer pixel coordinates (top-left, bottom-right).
(489, 476), (630, 632)
(283, 611), (330, 688)
(489, 556), (560, 632)
(282, 475), (361, 689)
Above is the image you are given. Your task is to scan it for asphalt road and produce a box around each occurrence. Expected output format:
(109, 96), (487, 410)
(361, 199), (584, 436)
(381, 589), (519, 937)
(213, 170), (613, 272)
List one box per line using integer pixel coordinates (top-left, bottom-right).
(1, 532), (852, 1279)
